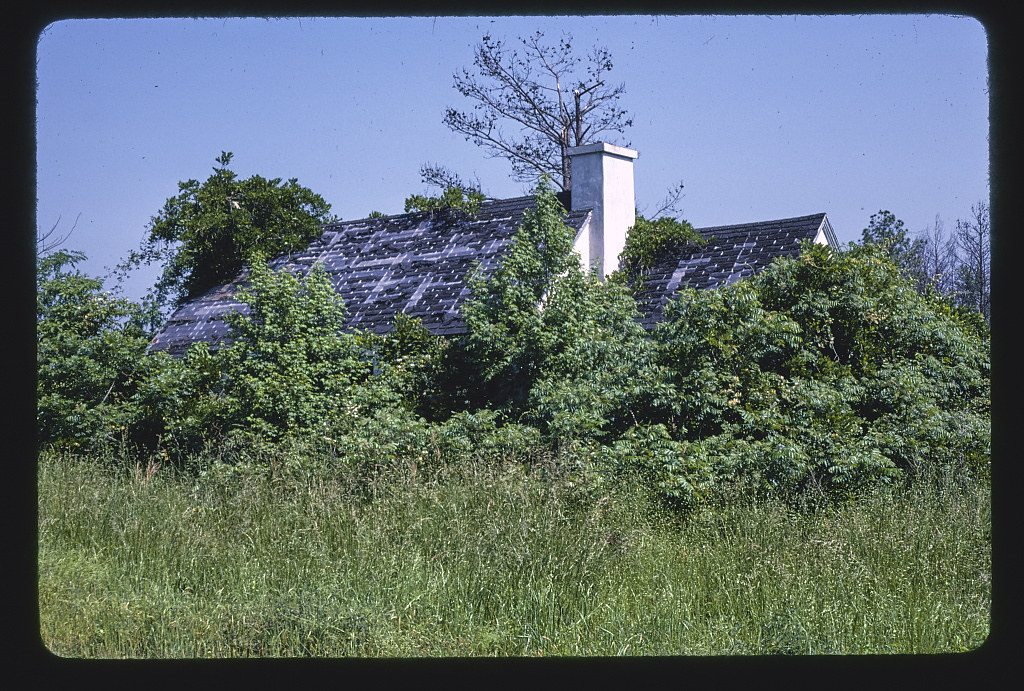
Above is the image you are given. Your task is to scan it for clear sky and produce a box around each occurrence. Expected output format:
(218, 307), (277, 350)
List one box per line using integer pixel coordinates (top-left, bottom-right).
(35, 14), (990, 302)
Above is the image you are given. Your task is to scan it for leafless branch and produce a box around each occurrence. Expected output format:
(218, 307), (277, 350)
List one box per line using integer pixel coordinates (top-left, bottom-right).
(443, 31), (632, 191)
(37, 212), (80, 254)
(953, 201), (991, 322)
(642, 181), (687, 220)
(913, 214), (958, 296)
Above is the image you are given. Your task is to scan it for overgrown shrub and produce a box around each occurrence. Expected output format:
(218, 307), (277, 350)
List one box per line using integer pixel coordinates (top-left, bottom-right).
(404, 185), (486, 216)
(36, 250), (153, 449)
(461, 178), (675, 448)
(38, 184), (989, 514)
(649, 241), (989, 501)
(217, 256), (373, 443)
(135, 152), (333, 309)
(525, 271), (674, 447)
(460, 177), (583, 412)
(357, 312), (451, 416)
(617, 213), (705, 279)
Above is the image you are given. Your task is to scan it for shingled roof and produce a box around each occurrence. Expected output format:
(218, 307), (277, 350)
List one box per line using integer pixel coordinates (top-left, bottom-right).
(148, 191), (592, 357)
(633, 213), (838, 330)
(148, 137), (837, 358)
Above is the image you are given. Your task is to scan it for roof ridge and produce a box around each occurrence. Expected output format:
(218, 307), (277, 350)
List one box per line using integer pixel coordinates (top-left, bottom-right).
(695, 212), (826, 233)
(325, 191), (585, 227)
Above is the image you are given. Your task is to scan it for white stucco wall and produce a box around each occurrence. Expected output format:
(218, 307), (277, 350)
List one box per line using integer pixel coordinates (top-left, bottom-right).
(567, 143), (639, 279)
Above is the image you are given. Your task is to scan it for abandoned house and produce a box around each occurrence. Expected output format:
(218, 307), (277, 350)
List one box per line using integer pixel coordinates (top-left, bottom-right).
(148, 142), (838, 357)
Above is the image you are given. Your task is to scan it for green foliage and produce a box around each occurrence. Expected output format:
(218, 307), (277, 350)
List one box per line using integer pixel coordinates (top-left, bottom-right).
(524, 271), (674, 446)
(216, 256), (374, 443)
(38, 446), (990, 657)
(140, 152), (333, 308)
(359, 312), (451, 415)
(129, 344), (228, 453)
(618, 213), (705, 278)
(36, 250), (153, 448)
(594, 424), (716, 510)
(459, 177), (669, 449)
(859, 209), (927, 284)
(404, 185), (486, 216)
(652, 241), (990, 500)
(461, 176), (582, 409)
(457, 179), (690, 481)
(124, 257), (375, 453)
(861, 205), (992, 327)
(36, 164), (993, 658)
(39, 173), (989, 518)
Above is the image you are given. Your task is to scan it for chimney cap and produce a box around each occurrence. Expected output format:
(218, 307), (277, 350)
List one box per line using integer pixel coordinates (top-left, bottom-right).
(566, 142), (638, 159)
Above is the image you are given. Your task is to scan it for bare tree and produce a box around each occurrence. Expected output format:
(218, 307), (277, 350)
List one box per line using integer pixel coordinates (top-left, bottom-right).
(443, 31), (634, 191)
(953, 201), (991, 323)
(36, 213), (80, 255)
(642, 181), (687, 220)
(914, 214), (959, 296)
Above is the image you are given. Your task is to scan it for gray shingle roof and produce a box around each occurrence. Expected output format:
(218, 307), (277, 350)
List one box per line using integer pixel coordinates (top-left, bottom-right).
(149, 197), (835, 356)
(149, 192), (591, 357)
(633, 213), (835, 330)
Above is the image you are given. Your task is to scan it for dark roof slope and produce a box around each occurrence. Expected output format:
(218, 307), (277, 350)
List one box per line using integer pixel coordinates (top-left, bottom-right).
(149, 192), (591, 357)
(633, 213), (835, 330)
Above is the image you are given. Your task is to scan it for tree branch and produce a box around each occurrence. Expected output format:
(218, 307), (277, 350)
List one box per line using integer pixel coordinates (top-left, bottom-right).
(443, 32), (632, 189)
(37, 212), (81, 255)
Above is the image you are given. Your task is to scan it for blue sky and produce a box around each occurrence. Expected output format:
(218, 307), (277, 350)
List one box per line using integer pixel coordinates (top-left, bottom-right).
(35, 14), (990, 301)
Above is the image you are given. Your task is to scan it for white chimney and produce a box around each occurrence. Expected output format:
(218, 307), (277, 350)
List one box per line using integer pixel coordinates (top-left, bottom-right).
(566, 142), (638, 279)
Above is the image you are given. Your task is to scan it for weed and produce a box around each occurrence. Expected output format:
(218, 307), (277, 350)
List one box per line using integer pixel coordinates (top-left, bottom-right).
(37, 445), (990, 657)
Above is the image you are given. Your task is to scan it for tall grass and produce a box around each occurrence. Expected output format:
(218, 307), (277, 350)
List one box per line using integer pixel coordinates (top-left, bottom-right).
(38, 445), (990, 658)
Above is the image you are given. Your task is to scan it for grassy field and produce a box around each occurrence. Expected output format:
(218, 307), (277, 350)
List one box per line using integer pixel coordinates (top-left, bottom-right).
(37, 446), (990, 658)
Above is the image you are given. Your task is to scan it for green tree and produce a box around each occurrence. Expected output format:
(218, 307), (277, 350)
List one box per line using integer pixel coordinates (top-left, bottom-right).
(859, 210), (927, 284)
(652, 241), (990, 500)
(135, 152), (333, 310)
(130, 256), (372, 451)
(461, 177), (582, 411)
(36, 250), (152, 448)
(215, 256), (372, 443)
(362, 312), (451, 416)
(460, 178), (674, 451)
(525, 270), (674, 447)
(128, 259), (442, 456)
(404, 185), (486, 216)
(127, 342), (228, 454)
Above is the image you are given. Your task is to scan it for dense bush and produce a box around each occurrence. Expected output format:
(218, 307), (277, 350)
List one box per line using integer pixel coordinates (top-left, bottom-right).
(131, 258), (448, 453)
(617, 213), (705, 278)
(134, 152), (333, 309)
(216, 256), (374, 442)
(404, 185), (486, 216)
(460, 177), (584, 411)
(37, 181), (990, 513)
(650, 241), (990, 502)
(461, 179), (675, 445)
(36, 250), (153, 449)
